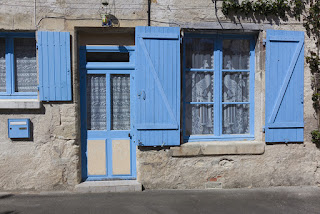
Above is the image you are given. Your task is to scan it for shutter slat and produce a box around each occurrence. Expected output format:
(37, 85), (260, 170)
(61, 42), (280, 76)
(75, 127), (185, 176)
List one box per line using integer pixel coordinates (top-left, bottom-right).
(265, 30), (304, 142)
(135, 26), (181, 146)
(38, 31), (72, 101)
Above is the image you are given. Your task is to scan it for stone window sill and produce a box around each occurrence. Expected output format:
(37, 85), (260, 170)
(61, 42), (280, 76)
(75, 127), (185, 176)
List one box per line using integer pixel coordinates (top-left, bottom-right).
(0, 99), (41, 109)
(170, 141), (265, 157)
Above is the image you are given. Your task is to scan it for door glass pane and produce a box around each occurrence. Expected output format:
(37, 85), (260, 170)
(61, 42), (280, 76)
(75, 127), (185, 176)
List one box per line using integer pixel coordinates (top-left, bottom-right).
(0, 38), (5, 92)
(185, 38), (214, 69)
(86, 52), (129, 62)
(111, 74), (130, 130)
(222, 104), (249, 134)
(186, 71), (214, 102)
(185, 104), (213, 135)
(14, 38), (37, 92)
(223, 72), (249, 102)
(87, 75), (106, 130)
(223, 40), (250, 70)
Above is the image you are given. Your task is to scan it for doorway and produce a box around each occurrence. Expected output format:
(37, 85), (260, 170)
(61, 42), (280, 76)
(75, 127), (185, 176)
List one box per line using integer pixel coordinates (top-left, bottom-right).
(80, 45), (136, 181)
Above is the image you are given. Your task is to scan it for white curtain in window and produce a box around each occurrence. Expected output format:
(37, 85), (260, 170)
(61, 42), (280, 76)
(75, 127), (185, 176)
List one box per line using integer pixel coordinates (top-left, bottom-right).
(185, 38), (214, 69)
(14, 38), (37, 92)
(185, 71), (214, 135)
(222, 72), (250, 134)
(185, 104), (214, 135)
(87, 75), (107, 130)
(111, 74), (130, 130)
(223, 40), (250, 70)
(0, 38), (5, 92)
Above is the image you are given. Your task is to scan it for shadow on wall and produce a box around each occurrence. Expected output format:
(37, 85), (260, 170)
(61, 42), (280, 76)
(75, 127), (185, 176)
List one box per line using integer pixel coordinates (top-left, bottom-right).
(0, 105), (45, 115)
(0, 212), (19, 214)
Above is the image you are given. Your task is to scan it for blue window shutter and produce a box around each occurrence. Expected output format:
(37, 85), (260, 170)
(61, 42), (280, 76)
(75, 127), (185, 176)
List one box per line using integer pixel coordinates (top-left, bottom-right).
(38, 31), (72, 101)
(135, 26), (181, 146)
(265, 30), (304, 142)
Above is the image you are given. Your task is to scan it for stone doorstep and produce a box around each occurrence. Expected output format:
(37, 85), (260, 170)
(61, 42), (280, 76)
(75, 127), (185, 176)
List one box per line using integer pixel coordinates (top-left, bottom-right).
(75, 180), (142, 193)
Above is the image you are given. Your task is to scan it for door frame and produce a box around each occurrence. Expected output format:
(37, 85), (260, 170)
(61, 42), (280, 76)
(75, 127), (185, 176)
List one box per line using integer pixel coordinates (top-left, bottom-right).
(79, 45), (136, 181)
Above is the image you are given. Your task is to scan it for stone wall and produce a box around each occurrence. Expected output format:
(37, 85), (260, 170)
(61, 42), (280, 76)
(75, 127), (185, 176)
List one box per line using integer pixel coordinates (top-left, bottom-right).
(0, 0), (318, 191)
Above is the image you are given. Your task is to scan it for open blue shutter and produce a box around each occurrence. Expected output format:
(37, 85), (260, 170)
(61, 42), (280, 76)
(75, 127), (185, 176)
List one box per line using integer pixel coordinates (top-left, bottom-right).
(265, 30), (304, 143)
(135, 26), (180, 146)
(38, 31), (72, 101)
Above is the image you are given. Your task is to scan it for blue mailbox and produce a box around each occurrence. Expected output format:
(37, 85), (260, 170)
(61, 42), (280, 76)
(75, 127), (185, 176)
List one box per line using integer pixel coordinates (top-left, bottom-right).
(8, 119), (31, 139)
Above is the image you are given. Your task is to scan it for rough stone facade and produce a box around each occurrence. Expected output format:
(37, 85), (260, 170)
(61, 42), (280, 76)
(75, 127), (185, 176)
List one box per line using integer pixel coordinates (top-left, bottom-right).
(0, 0), (319, 191)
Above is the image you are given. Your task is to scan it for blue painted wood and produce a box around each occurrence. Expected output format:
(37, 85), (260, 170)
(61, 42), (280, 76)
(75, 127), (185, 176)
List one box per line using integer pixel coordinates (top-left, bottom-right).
(80, 45), (137, 181)
(265, 30), (304, 142)
(185, 135), (255, 142)
(85, 62), (135, 70)
(0, 32), (35, 38)
(135, 26), (181, 146)
(38, 31), (72, 101)
(86, 46), (135, 52)
(0, 33), (38, 99)
(79, 47), (88, 181)
(185, 68), (215, 72)
(214, 38), (221, 136)
(5, 37), (13, 95)
(249, 38), (256, 138)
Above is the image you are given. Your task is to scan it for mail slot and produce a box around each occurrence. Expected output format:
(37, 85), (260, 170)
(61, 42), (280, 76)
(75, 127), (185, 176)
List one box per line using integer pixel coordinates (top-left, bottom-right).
(8, 119), (31, 139)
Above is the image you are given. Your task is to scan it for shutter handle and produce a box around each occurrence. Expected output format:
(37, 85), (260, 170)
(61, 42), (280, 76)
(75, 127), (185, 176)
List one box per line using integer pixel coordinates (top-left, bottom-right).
(142, 90), (146, 100)
(301, 93), (304, 104)
(137, 90), (146, 100)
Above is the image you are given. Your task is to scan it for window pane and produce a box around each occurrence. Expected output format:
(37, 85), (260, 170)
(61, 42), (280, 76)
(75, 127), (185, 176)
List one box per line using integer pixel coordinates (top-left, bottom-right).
(14, 38), (37, 92)
(185, 38), (214, 69)
(223, 40), (250, 70)
(223, 72), (249, 102)
(111, 74), (130, 130)
(87, 75), (106, 130)
(86, 52), (129, 62)
(222, 104), (249, 134)
(185, 104), (213, 135)
(186, 71), (214, 102)
(0, 38), (5, 92)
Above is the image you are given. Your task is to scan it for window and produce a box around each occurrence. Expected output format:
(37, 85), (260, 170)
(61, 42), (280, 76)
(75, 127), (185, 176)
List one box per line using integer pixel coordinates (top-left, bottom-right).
(183, 34), (255, 142)
(0, 32), (38, 99)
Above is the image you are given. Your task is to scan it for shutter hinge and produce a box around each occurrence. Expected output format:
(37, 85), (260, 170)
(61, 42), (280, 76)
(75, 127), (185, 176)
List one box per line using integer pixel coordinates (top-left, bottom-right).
(263, 39), (266, 46)
(262, 126), (265, 133)
(36, 43), (39, 50)
(37, 85), (40, 91)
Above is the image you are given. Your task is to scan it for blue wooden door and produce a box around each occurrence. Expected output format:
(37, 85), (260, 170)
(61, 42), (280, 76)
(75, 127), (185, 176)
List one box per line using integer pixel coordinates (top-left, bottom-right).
(80, 46), (136, 181)
(265, 30), (304, 143)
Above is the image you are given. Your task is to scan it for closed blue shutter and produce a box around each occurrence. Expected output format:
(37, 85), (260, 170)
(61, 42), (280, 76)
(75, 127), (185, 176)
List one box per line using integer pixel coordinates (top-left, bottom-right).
(135, 26), (181, 146)
(38, 31), (72, 101)
(265, 30), (304, 142)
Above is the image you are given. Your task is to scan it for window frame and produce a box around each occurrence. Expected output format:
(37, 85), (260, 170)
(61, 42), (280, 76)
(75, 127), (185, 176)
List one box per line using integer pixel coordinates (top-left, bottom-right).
(0, 32), (38, 99)
(182, 33), (255, 142)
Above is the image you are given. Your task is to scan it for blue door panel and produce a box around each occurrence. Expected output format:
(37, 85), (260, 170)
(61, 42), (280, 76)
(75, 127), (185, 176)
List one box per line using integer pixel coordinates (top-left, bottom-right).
(265, 30), (304, 143)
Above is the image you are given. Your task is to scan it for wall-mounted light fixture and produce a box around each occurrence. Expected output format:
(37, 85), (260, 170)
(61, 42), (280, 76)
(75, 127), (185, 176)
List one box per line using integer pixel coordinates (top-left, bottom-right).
(101, 14), (112, 26)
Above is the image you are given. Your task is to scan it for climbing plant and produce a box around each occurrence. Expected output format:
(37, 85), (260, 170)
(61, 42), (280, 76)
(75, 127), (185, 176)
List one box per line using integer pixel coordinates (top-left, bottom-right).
(222, 0), (300, 19)
(222, 0), (320, 145)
